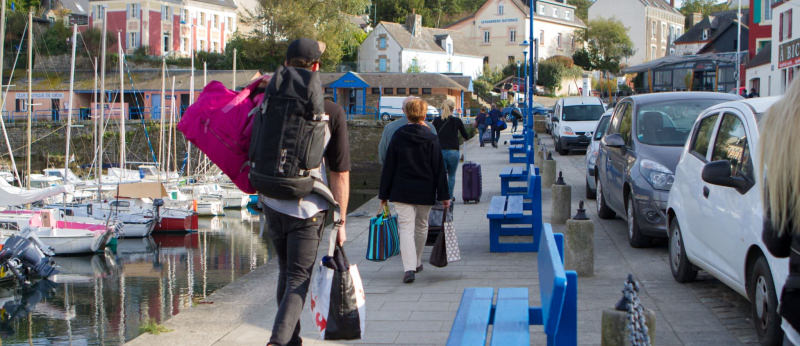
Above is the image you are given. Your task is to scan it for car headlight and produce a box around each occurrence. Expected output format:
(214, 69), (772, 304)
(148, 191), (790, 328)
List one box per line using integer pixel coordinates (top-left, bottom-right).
(640, 159), (674, 190)
(563, 126), (575, 135)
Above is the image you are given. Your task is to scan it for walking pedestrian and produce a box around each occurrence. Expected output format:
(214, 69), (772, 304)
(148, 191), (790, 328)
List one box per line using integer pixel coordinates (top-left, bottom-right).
(379, 98), (450, 284)
(511, 105), (522, 133)
(759, 78), (800, 346)
(378, 96), (436, 165)
(488, 103), (503, 148)
(260, 38), (351, 346)
(748, 88), (760, 98)
(474, 106), (488, 147)
(433, 99), (469, 197)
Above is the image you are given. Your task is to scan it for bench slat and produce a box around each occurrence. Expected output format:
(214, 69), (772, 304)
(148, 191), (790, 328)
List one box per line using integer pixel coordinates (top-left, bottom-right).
(487, 196), (507, 219)
(490, 288), (530, 346)
(512, 166), (524, 175)
(499, 167), (514, 177)
(447, 287), (494, 346)
(538, 223), (568, 338)
(506, 195), (524, 218)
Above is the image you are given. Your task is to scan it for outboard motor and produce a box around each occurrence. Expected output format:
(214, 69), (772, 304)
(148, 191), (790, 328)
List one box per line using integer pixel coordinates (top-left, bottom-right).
(153, 198), (164, 222)
(0, 228), (57, 284)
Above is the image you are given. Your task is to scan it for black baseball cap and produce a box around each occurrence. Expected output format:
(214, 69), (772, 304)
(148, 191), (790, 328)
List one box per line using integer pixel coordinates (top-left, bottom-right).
(286, 38), (326, 62)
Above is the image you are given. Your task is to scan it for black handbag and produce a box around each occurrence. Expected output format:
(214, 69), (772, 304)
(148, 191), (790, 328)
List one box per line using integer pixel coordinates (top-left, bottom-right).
(781, 273), (800, 331)
(324, 245), (362, 340)
(429, 212), (448, 268)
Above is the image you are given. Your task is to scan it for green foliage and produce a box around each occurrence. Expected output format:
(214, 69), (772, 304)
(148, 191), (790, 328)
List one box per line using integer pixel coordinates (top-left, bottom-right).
(538, 57), (584, 94)
(679, 0), (729, 29)
(569, 0), (593, 22)
(472, 63), (506, 102)
(583, 18), (634, 73)
(592, 78), (618, 94)
(8, 0), (39, 12)
(79, 27), (118, 57)
(373, 0), (487, 28)
(38, 20), (71, 56)
(572, 48), (595, 71)
(406, 61), (423, 73)
(139, 319), (173, 335)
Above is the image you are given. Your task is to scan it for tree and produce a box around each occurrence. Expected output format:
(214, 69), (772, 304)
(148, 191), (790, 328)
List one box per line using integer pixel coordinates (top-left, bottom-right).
(39, 20), (71, 56)
(572, 48), (596, 71)
(569, 0), (593, 22)
(583, 17), (634, 74)
(537, 60), (562, 94)
(679, 0), (729, 29)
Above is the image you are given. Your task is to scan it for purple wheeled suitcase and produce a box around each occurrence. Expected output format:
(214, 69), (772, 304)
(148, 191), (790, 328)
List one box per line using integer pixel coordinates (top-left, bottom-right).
(462, 162), (482, 204)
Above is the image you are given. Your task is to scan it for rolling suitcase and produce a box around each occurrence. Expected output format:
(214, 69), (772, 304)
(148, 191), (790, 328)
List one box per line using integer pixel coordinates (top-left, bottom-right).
(462, 162), (482, 204)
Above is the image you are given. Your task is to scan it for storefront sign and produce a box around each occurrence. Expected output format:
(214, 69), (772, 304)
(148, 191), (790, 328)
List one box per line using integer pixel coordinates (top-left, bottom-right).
(480, 17), (519, 25)
(15, 92), (64, 99)
(779, 38), (800, 69)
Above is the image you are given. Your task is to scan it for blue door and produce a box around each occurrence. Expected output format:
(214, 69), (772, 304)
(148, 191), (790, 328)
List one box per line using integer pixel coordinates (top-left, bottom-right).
(151, 94), (161, 119)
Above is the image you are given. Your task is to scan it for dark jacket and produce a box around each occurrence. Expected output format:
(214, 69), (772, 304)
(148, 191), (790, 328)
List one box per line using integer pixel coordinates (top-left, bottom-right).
(379, 124), (450, 205)
(475, 112), (488, 128)
(763, 214), (800, 276)
(433, 116), (469, 150)
(488, 109), (502, 129)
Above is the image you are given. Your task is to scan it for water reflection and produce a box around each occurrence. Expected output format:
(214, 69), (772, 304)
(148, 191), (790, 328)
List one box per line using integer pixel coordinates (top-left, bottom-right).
(0, 209), (273, 345)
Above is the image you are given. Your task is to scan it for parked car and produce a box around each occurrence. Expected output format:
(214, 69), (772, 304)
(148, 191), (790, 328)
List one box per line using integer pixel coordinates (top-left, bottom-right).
(666, 97), (788, 344)
(594, 92), (741, 247)
(550, 96), (606, 155)
(379, 96), (439, 121)
(584, 110), (613, 199)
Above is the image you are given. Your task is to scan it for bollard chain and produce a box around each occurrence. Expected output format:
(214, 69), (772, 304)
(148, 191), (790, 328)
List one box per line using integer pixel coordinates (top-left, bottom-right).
(615, 274), (651, 346)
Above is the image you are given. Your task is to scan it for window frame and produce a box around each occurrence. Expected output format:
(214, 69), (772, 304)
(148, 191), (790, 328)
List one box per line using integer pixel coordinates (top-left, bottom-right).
(483, 30), (491, 43)
(509, 28), (516, 43)
(709, 112), (756, 190)
(409, 88), (419, 95)
(422, 88), (432, 95)
(379, 57), (387, 72)
(396, 88), (407, 95)
(498, 3), (504, 15)
(379, 36), (387, 49)
(688, 112), (720, 161)
(384, 88), (394, 95)
(371, 88), (381, 94)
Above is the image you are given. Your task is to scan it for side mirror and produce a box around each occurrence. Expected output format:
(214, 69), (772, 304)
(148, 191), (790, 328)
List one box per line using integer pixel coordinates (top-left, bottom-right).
(602, 133), (625, 148)
(551, 115), (558, 122)
(702, 160), (749, 191)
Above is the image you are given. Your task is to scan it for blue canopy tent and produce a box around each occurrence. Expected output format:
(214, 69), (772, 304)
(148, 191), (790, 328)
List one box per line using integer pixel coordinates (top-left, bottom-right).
(329, 72), (369, 117)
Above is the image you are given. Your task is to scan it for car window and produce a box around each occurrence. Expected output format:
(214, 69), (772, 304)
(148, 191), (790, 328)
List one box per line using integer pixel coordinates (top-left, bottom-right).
(620, 104), (633, 146)
(561, 105), (605, 121)
(689, 113), (718, 160)
(635, 99), (727, 146)
(711, 113), (754, 183)
(593, 116), (611, 140)
(609, 103), (627, 134)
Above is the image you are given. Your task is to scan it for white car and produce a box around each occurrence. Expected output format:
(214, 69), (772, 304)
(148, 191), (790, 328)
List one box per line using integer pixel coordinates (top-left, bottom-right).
(550, 96), (606, 155)
(667, 97), (791, 344)
(584, 110), (612, 199)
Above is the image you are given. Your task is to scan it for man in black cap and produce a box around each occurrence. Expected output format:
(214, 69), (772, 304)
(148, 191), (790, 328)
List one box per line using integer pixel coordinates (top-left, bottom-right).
(261, 38), (351, 346)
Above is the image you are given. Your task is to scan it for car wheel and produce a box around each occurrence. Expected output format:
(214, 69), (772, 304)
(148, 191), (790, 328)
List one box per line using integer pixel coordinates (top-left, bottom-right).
(381, 113), (391, 121)
(748, 256), (783, 345)
(668, 219), (697, 282)
(626, 195), (651, 248)
(585, 178), (596, 199)
(596, 180), (615, 219)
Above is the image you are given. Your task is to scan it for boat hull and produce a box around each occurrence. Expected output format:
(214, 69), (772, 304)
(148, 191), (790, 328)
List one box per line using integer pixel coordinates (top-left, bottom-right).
(117, 221), (155, 238)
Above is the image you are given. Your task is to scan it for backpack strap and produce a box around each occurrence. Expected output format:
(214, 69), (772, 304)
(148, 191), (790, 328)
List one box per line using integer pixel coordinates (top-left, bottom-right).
(312, 178), (344, 235)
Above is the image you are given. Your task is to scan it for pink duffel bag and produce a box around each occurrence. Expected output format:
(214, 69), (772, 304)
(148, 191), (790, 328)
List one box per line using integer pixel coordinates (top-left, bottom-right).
(177, 75), (270, 194)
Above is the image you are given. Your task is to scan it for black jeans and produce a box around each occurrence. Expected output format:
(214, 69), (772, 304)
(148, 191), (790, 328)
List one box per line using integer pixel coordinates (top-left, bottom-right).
(264, 206), (327, 346)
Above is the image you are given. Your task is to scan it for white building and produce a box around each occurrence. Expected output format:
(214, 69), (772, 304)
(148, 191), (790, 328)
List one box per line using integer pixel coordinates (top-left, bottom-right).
(589, 0), (684, 65)
(357, 13), (484, 78)
(445, 0), (586, 70)
(770, 0), (799, 95)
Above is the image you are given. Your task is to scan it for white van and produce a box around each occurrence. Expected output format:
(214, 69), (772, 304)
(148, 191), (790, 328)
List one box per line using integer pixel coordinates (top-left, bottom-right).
(551, 96), (606, 155)
(379, 96), (440, 121)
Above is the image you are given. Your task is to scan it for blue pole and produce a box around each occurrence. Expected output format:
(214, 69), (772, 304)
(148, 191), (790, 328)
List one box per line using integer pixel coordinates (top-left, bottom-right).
(528, 0), (535, 129)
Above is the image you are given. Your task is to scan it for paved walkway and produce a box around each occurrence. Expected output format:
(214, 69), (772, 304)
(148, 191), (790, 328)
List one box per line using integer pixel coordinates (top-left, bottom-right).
(128, 128), (754, 346)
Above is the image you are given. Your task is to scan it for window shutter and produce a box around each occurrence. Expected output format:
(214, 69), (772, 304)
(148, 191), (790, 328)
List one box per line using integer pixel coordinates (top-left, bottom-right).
(790, 9), (794, 39)
(780, 12), (784, 40)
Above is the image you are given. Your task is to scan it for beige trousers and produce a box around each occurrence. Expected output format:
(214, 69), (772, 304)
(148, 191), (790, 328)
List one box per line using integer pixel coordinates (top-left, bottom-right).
(394, 202), (433, 272)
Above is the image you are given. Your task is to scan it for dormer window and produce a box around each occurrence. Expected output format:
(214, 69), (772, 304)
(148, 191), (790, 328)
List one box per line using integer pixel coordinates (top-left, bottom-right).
(553, 8), (558, 17)
(565, 10), (571, 20)
(702, 29), (709, 40)
(447, 42), (453, 55)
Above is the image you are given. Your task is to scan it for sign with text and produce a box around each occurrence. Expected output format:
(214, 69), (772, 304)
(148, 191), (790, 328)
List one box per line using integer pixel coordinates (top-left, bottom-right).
(15, 92), (64, 99)
(480, 17), (519, 25)
(779, 38), (800, 69)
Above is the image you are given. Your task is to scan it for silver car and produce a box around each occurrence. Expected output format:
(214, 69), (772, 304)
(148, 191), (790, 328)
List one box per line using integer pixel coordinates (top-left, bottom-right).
(584, 111), (612, 199)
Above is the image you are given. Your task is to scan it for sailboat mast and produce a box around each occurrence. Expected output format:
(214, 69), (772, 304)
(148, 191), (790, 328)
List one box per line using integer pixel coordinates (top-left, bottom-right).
(25, 11), (32, 189)
(92, 57), (98, 182)
(166, 77), (175, 175)
(202, 62), (207, 175)
(98, 10), (107, 197)
(64, 24), (77, 188)
(187, 31), (194, 179)
(159, 58), (165, 182)
(117, 31), (126, 178)
(232, 48), (236, 90)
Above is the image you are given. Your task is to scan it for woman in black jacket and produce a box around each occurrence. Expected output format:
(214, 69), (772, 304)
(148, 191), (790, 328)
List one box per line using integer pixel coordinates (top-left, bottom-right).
(380, 98), (451, 284)
(433, 99), (469, 198)
(760, 78), (800, 345)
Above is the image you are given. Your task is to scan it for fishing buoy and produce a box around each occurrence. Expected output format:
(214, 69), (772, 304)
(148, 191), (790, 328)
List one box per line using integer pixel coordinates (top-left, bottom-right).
(192, 199), (198, 212)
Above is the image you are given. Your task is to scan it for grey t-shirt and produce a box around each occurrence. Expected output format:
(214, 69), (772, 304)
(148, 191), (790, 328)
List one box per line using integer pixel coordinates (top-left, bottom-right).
(378, 116), (437, 165)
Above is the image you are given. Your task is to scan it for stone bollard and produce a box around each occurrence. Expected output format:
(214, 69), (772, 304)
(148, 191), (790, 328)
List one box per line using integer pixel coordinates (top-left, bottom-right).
(536, 144), (545, 164)
(551, 172), (571, 224)
(602, 275), (656, 346)
(565, 201), (594, 276)
(533, 136), (539, 159)
(541, 152), (557, 188)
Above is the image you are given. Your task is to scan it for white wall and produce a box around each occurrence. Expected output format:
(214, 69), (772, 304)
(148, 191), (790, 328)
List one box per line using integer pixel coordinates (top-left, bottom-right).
(674, 42), (706, 56)
(770, 1), (800, 96)
(358, 24), (403, 73)
(589, 0), (646, 65)
(401, 50), (484, 78)
(747, 64), (772, 96)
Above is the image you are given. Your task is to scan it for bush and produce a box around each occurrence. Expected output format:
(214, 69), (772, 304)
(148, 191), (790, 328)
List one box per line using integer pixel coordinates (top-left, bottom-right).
(545, 55), (574, 69)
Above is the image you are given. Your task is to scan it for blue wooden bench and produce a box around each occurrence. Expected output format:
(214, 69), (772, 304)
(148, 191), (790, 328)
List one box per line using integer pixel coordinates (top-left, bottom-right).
(500, 164), (539, 196)
(447, 224), (578, 346)
(487, 172), (542, 252)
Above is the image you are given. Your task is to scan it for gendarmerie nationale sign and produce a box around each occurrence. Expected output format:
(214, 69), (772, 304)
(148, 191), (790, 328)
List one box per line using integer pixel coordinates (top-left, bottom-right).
(779, 38), (800, 69)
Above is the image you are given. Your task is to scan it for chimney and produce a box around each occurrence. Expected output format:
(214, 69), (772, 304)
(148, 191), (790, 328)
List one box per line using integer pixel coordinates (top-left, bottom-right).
(670, 0), (675, 7)
(690, 12), (704, 27)
(406, 9), (423, 37)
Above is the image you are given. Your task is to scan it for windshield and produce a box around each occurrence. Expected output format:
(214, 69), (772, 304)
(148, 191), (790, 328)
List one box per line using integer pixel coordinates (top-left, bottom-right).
(562, 105), (605, 121)
(636, 99), (725, 146)
(593, 116), (611, 140)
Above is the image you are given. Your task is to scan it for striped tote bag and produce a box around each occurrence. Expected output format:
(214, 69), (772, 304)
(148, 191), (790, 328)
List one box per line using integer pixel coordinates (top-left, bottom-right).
(366, 207), (400, 261)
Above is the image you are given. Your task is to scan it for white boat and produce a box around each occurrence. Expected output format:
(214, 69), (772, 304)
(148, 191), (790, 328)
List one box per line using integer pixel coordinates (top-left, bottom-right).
(48, 202), (155, 238)
(0, 210), (114, 255)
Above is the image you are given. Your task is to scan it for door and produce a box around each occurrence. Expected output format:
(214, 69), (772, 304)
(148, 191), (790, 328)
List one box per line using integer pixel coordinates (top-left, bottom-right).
(700, 111), (756, 282)
(605, 102), (633, 212)
(348, 89), (357, 114)
(675, 111), (720, 263)
(151, 94), (161, 120)
(51, 99), (60, 121)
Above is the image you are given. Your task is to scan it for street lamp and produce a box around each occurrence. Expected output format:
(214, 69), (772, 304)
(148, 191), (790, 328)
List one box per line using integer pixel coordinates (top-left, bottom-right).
(520, 39), (531, 123)
(516, 61), (521, 103)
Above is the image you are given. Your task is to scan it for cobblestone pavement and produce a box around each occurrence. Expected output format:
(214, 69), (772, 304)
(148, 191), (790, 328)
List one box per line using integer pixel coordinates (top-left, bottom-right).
(128, 128), (760, 346)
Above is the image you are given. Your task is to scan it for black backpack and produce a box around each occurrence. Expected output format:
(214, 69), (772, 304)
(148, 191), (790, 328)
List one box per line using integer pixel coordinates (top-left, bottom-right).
(248, 65), (335, 204)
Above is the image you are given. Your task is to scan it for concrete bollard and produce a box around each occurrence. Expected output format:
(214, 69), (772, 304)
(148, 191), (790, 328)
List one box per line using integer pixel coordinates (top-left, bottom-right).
(541, 152), (556, 188)
(533, 136), (539, 159)
(601, 309), (656, 346)
(536, 144), (545, 164)
(565, 201), (594, 276)
(551, 172), (571, 224)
